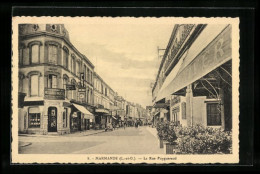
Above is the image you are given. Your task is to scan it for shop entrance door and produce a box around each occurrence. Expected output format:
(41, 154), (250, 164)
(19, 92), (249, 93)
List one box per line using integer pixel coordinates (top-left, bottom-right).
(48, 107), (57, 132)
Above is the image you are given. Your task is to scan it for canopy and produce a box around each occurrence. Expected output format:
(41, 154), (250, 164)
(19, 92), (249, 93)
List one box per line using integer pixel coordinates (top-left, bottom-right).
(72, 103), (94, 119)
(95, 108), (110, 114)
(112, 116), (117, 120)
(156, 25), (232, 102)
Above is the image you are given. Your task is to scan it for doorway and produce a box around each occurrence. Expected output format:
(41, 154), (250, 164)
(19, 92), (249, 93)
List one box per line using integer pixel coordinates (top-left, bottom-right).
(48, 107), (57, 132)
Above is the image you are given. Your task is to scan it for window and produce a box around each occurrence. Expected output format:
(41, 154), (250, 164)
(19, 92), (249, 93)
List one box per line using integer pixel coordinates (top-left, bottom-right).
(63, 108), (68, 128)
(63, 77), (68, 98)
(207, 103), (221, 126)
(71, 79), (77, 100)
(84, 65), (87, 81)
(30, 75), (39, 96)
(19, 48), (23, 65)
(47, 74), (57, 88)
(63, 49), (69, 68)
(87, 68), (90, 82)
(71, 56), (76, 74)
(48, 45), (58, 64)
(63, 77), (68, 89)
(31, 44), (39, 64)
(90, 71), (92, 83)
(76, 61), (80, 75)
(28, 107), (40, 128)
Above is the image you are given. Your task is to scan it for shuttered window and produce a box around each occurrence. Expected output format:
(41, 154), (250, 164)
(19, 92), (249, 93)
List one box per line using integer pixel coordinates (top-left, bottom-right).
(48, 45), (58, 64)
(30, 75), (39, 96)
(31, 45), (39, 63)
(207, 103), (221, 126)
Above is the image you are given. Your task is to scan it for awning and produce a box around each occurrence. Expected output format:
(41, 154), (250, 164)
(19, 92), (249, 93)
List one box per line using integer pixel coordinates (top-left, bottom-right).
(95, 108), (110, 114)
(156, 25), (232, 102)
(72, 103), (94, 119)
(112, 116), (117, 120)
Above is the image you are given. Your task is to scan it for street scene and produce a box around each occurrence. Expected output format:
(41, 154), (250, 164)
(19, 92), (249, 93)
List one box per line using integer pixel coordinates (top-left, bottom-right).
(14, 17), (238, 161)
(19, 126), (163, 154)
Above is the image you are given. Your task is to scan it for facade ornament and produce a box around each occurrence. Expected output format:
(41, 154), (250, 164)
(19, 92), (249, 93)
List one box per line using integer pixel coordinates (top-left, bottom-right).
(32, 24), (39, 32)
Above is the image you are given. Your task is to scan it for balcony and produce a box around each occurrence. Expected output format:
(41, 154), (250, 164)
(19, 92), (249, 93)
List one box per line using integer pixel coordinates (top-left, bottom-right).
(44, 88), (65, 100)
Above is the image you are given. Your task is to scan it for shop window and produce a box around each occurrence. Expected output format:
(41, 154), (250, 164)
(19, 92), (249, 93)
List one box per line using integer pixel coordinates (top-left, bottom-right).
(47, 74), (57, 88)
(30, 75), (39, 96)
(48, 45), (58, 64)
(28, 107), (40, 128)
(207, 103), (221, 126)
(63, 108), (68, 128)
(31, 44), (40, 64)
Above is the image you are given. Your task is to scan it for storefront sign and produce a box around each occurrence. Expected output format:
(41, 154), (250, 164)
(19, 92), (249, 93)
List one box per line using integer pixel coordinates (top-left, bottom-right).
(78, 88), (86, 92)
(66, 84), (76, 90)
(44, 88), (65, 100)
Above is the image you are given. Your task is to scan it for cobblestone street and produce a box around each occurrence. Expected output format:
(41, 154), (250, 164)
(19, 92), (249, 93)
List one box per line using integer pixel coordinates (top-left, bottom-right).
(19, 126), (163, 154)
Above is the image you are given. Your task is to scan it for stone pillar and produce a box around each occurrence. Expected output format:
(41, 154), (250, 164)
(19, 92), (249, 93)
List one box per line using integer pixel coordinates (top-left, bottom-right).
(186, 84), (193, 127)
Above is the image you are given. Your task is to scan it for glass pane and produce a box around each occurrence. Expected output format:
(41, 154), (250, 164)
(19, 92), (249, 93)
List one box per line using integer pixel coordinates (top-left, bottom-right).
(31, 45), (39, 63)
(31, 75), (38, 96)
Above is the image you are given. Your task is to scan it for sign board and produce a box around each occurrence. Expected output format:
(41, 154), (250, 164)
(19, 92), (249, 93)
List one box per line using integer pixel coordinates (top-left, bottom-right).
(44, 88), (65, 100)
(157, 25), (232, 101)
(66, 84), (76, 90)
(78, 88), (86, 92)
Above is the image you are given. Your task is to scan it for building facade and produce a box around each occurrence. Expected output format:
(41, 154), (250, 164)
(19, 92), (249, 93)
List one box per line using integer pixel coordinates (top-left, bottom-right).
(18, 24), (95, 135)
(152, 24), (232, 131)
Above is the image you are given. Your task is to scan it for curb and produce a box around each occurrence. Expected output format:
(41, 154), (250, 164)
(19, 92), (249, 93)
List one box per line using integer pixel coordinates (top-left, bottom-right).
(83, 130), (106, 136)
(19, 142), (32, 148)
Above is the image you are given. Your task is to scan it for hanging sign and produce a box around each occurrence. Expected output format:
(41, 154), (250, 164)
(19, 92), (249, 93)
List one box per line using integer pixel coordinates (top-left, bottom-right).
(66, 84), (76, 90)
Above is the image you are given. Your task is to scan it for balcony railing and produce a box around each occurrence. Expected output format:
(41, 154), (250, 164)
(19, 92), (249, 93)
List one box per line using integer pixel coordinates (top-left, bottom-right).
(44, 88), (65, 100)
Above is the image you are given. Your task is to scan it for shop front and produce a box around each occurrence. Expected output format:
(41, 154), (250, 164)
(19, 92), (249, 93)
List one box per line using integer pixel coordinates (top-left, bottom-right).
(155, 25), (232, 130)
(70, 103), (94, 132)
(95, 107), (110, 129)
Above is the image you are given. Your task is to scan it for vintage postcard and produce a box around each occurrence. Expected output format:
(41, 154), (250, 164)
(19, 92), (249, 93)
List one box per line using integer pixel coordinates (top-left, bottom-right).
(11, 17), (239, 164)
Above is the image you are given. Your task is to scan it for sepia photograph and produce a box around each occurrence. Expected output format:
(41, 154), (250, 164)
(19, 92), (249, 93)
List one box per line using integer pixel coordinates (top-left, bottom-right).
(11, 17), (240, 164)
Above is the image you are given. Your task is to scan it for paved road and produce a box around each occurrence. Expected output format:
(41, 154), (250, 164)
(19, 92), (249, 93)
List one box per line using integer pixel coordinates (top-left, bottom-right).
(18, 126), (163, 154)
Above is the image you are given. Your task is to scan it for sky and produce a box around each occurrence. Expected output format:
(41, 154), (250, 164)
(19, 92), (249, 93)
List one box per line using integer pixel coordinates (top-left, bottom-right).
(65, 18), (175, 108)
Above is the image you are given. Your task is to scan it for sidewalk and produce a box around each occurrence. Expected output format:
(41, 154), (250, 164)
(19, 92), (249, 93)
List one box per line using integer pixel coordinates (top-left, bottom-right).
(145, 126), (158, 138)
(19, 129), (105, 138)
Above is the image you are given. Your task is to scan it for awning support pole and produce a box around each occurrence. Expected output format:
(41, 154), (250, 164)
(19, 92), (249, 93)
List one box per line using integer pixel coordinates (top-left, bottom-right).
(186, 84), (193, 127)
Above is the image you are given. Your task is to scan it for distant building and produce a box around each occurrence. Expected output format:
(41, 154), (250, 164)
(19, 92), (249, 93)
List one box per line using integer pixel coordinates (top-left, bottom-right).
(93, 72), (112, 129)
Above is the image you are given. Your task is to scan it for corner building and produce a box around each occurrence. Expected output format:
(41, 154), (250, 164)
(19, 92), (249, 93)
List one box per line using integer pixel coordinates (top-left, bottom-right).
(18, 24), (95, 135)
